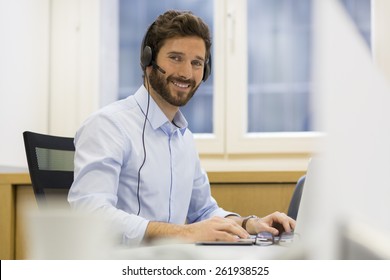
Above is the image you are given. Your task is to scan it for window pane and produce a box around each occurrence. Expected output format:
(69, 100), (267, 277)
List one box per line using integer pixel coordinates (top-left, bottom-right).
(247, 0), (312, 133)
(119, 0), (214, 133)
(247, 0), (371, 133)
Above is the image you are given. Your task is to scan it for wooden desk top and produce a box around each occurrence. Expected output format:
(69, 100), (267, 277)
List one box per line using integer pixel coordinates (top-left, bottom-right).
(207, 170), (304, 183)
(0, 166), (31, 185)
(0, 165), (304, 185)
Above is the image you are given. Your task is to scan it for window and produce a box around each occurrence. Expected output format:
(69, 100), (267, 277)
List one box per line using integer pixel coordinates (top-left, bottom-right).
(119, 0), (371, 164)
(247, 0), (312, 133)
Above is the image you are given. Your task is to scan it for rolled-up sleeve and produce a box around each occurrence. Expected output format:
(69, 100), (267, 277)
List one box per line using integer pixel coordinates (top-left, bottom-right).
(68, 113), (149, 245)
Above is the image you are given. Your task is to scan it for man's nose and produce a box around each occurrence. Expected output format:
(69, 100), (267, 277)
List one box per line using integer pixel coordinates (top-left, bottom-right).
(177, 61), (193, 79)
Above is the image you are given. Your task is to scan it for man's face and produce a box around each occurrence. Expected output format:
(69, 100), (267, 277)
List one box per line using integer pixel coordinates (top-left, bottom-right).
(148, 36), (206, 107)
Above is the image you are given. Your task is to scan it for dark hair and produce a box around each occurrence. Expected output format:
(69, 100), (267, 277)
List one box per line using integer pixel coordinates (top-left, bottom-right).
(141, 10), (212, 65)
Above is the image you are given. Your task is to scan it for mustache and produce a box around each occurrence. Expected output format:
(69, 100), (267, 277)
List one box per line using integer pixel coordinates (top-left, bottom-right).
(167, 76), (196, 87)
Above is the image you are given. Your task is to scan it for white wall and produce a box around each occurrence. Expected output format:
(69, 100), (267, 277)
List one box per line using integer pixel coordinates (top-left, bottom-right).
(49, 0), (119, 136)
(0, 0), (50, 167)
(49, 0), (118, 136)
(298, 0), (390, 259)
(0, 0), (118, 167)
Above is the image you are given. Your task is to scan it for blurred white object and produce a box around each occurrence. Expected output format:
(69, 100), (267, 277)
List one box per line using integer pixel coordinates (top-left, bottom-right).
(298, 0), (390, 259)
(26, 205), (119, 259)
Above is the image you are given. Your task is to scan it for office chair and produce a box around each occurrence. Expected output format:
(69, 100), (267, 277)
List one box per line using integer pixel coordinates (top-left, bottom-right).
(23, 131), (75, 208)
(287, 175), (306, 220)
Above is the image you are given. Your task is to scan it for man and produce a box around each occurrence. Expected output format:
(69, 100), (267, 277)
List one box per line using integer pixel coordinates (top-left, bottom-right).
(68, 10), (295, 245)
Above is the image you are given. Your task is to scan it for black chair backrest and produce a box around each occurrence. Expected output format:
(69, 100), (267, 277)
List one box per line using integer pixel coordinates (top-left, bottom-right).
(287, 175), (306, 220)
(23, 131), (75, 207)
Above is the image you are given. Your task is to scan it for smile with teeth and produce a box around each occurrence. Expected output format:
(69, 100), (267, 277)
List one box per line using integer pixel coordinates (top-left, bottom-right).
(172, 81), (190, 88)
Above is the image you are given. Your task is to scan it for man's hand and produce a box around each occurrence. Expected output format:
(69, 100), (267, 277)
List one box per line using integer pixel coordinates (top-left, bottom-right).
(245, 212), (296, 236)
(183, 216), (250, 242)
(145, 216), (250, 243)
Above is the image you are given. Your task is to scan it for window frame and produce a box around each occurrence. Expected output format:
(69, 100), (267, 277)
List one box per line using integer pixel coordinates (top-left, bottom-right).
(195, 0), (319, 161)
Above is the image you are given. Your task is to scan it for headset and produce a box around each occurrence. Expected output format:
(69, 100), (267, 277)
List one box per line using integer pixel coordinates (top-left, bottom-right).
(139, 22), (212, 82)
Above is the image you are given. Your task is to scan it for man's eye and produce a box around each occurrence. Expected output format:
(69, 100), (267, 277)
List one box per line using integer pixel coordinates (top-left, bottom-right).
(192, 61), (203, 67)
(170, 56), (182, 62)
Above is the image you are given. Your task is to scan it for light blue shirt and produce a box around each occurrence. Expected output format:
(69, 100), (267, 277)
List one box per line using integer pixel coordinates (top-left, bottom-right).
(68, 85), (235, 245)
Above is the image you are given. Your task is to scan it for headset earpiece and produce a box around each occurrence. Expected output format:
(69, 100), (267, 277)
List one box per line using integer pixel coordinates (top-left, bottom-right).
(202, 55), (212, 82)
(141, 45), (153, 70)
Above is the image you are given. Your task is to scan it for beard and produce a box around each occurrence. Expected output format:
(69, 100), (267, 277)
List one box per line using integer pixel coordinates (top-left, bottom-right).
(148, 67), (200, 107)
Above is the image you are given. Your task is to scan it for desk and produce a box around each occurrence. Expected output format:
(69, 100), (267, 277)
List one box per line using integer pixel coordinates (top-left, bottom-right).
(207, 170), (303, 217)
(0, 167), (302, 259)
(0, 166), (31, 260)
(111, 242), (297, 260)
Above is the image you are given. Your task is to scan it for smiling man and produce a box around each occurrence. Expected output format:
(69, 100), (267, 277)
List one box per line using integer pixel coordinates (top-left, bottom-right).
(68, 10), (295, 246)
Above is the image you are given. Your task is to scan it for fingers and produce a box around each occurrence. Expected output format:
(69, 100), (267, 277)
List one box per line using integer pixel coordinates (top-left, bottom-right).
(283, 216), (296, 232)
(211, 216), (250, 240)
(261, 225), (279, 236)
(191, 216), (250, 242)
(257, 212), (296, 235)
(190, 213), (294, 242)
(280, 213), (296, 232)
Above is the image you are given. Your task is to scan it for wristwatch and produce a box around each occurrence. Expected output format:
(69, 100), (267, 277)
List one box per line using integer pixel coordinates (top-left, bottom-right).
(242, 215), (258, 230)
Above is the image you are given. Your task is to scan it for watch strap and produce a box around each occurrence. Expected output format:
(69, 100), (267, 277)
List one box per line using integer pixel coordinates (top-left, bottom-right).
(242, 215), (258, 230)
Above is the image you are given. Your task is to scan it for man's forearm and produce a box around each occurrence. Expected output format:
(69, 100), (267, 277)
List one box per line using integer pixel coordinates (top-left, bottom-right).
(144, 216), (250, 243)
(144, 221), (189, 242)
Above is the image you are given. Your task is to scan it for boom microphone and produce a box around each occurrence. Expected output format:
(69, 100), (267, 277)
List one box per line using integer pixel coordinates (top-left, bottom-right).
(152, 61), (166, 74)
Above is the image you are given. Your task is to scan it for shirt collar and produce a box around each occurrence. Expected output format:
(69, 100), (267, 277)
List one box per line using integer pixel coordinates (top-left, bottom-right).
(134, 85), (188, 136)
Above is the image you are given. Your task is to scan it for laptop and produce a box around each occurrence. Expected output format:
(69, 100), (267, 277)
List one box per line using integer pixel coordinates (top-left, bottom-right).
(195, 160), (314, 247)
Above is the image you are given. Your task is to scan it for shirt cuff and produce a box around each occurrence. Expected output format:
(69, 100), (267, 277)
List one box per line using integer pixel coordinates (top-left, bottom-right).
(121, 216), (150, 246)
